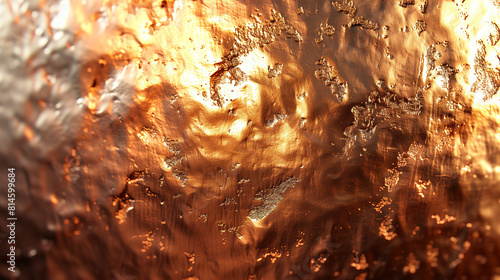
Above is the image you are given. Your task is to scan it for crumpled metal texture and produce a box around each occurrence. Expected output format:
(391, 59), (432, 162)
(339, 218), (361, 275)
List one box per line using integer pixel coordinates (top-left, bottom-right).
(1, 0), (500, 279)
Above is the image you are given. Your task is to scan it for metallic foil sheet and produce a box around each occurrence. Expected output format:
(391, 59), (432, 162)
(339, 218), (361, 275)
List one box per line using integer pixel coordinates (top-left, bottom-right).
(1, 0), (500, 279)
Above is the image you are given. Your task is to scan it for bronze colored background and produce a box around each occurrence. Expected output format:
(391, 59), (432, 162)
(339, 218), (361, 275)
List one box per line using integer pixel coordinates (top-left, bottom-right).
(1, 0), (500, 279)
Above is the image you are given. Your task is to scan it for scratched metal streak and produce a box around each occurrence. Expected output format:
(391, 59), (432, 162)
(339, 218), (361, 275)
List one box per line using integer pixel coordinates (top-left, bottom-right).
(1, 0), (500, 279)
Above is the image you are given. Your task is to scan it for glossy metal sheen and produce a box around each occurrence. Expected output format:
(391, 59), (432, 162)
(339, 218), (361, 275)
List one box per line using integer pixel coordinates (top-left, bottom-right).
(1, 0), (500, 279)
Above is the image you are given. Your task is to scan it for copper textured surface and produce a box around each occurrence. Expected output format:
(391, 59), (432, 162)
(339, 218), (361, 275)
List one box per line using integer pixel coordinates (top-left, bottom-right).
(1, 0), (500, 279)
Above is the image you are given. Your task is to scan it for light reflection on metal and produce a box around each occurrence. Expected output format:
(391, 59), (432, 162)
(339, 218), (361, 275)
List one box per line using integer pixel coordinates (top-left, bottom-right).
(2, 0), (500, 279)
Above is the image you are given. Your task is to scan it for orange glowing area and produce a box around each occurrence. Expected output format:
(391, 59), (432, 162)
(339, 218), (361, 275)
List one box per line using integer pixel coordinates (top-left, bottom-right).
(3, 0), (500, 279)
